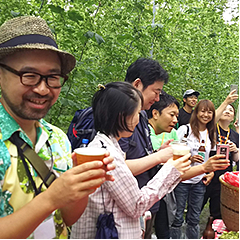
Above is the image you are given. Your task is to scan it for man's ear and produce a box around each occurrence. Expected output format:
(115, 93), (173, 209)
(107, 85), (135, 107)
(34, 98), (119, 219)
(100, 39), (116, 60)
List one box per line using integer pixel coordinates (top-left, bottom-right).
(132, 78), (143, 90)
(152, 109), (160, 120)
(183, 98), (186, 103)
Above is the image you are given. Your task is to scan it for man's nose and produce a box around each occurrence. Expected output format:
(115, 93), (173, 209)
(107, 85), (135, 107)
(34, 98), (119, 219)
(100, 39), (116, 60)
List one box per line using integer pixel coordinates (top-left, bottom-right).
(32, 78), (50, 95)
(173, 116), (178, 124)
(155, 94), (160, 102)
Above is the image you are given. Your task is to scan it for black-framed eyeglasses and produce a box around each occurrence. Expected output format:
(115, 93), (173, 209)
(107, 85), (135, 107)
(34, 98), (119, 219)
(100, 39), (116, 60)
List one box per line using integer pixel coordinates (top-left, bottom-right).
(0, 63), (68, 88)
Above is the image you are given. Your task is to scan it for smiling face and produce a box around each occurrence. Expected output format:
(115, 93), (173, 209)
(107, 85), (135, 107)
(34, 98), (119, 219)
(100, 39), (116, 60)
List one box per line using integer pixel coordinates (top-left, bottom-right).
(196, 107), (214, 126)
(135, 80), (164, 110)
(153, 103), (179, 134)
(0, 50), (62, 121)
(220, 105), (235, 123)
(184, 94), (198, 108)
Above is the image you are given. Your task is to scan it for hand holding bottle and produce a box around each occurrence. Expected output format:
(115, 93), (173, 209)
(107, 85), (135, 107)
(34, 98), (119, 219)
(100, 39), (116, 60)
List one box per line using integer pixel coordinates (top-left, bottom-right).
(190, 155), (204, 163)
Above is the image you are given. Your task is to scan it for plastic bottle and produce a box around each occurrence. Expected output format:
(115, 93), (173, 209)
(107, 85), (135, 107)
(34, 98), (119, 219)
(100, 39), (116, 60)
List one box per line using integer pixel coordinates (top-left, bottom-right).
(198, 139), (206, 160)
(80, 138), (89, 148)
(202, 216), (215, 239)
(182, 133), (188, 143)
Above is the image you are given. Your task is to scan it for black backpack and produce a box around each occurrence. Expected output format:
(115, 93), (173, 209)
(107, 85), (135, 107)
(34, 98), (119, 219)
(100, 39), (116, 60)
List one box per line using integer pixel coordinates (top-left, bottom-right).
(67, 107), (96, 151)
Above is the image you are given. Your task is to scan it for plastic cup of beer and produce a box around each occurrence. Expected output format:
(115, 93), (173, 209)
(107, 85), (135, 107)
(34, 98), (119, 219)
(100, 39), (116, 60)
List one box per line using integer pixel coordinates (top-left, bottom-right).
(171, 141), (191, 161)
(74, 147), (107, 165)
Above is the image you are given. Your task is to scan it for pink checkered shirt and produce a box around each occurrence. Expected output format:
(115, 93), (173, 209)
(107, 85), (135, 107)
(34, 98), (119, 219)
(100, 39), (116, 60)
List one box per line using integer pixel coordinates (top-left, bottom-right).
(71, 133), (181, 239)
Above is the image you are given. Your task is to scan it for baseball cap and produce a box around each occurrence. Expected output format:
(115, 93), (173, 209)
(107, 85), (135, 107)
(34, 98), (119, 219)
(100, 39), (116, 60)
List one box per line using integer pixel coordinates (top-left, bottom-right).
(183, 89), (200, 98)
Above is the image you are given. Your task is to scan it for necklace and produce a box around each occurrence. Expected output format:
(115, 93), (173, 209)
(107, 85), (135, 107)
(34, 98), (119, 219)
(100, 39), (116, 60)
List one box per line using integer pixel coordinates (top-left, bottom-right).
(217, 123), (230, 144)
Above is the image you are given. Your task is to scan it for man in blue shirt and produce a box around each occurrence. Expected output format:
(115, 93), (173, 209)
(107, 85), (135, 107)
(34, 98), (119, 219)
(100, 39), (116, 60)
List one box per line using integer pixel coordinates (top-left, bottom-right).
(119, 58), (169, 238)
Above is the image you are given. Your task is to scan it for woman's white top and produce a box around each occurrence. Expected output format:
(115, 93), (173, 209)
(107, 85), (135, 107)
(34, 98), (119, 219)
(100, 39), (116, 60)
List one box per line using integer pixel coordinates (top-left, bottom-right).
(177, 124), (212, 184)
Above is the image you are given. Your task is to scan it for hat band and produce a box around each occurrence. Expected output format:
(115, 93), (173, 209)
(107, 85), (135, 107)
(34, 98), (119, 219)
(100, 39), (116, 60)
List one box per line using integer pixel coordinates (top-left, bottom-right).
(0, 34), (58, 48)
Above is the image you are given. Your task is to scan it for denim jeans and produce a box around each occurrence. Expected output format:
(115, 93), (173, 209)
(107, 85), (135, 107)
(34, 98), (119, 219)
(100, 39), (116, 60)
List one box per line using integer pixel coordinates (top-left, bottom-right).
(170, 181), (206, 239)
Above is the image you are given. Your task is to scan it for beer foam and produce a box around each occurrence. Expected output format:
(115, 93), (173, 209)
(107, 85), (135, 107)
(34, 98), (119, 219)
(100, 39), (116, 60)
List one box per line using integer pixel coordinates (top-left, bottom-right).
(74, 147), (106, 156)
(171, 145), (190, 155)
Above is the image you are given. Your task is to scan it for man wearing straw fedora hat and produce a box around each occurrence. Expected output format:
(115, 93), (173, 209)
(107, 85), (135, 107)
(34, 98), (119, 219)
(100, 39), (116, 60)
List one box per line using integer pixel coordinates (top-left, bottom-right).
(0, 16), (115, 238)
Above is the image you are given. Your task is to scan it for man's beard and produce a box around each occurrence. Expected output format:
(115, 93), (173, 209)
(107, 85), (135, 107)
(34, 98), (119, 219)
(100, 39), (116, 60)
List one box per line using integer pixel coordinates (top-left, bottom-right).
(1, 90), (52, 120)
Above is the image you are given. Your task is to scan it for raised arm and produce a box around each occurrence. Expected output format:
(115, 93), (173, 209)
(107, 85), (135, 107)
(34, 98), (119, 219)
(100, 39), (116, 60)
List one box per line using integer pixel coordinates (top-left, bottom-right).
(215, 90), (238, 123)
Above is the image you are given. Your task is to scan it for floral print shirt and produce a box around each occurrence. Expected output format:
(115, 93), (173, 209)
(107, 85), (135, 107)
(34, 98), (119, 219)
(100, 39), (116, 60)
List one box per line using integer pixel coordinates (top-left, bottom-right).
(0, 103), (72, 238)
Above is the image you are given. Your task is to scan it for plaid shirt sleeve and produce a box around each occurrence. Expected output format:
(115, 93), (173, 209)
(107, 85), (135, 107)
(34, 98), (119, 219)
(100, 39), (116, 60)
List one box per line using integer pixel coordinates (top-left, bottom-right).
(104, 153), (181, 218)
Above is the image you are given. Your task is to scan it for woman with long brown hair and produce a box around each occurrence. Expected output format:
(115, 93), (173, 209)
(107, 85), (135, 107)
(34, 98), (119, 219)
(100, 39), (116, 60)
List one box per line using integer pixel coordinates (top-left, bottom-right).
(202, 103), (239, 220)
(171, 100), (216, 239)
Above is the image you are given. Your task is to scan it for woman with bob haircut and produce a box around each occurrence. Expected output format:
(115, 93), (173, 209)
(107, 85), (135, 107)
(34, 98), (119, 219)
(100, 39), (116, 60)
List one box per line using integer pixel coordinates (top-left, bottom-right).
(71, 81), (192, 239)
(171, 99), (217, 239)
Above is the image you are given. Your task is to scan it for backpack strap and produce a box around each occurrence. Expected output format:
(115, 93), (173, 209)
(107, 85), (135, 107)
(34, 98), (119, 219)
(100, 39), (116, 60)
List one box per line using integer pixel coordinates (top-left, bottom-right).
(186, 124), (190, 138)
(136, 111), (153, 155)
(72, 107), (96, 142)
(74, 107), (93, 127)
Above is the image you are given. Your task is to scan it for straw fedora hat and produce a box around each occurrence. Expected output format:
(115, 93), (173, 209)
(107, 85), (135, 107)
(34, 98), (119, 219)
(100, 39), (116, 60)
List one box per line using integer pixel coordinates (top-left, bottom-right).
(0, 16), (76, 75)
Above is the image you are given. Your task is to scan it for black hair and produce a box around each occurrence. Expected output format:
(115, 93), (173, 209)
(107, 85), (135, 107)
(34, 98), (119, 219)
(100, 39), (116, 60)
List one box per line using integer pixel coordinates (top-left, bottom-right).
(146, 91), (179, 119)
(125, 58), (169, 90)
(92, 81), (143, 138)
(229, 104), (236, 116)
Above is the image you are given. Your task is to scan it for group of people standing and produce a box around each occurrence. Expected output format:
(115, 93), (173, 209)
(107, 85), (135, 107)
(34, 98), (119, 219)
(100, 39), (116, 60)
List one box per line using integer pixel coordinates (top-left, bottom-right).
(147, 88), (239, 239)
(70, 57), (238, 239)
(0, 15), (238, 239)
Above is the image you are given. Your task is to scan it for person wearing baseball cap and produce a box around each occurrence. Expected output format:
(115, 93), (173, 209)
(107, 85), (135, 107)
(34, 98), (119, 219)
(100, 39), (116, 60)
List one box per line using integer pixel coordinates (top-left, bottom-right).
(176, 89), (200, 128)
(0, 16), (115, 238)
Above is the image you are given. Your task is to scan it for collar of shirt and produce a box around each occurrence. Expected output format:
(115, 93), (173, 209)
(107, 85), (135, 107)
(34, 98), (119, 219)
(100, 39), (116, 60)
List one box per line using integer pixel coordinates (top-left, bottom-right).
(0, 103), (52, 148)
(96, 132), (126, 160)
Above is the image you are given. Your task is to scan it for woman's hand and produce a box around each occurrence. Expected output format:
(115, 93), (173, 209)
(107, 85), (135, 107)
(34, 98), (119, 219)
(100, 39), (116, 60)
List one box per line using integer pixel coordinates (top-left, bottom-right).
(225, 90), (239, 105)
(229, 141), (238, 153)
(234, 119), (239, 133)
(202, 172), (214, 186)
(190, 154), (204, 164)
(228, 141), (239, 162)
(167, 153), (191, 175)
(202, 154), (230, 173)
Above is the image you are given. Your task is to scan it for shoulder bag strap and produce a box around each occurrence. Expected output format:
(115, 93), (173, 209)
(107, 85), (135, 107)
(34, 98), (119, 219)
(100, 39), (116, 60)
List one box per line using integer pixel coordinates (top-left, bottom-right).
(9, 132), (56, 188)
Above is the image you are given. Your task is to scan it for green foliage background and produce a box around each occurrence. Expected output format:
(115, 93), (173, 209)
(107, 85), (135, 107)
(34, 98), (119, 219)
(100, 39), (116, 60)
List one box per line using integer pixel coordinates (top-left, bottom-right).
(0, 0), (238, 132)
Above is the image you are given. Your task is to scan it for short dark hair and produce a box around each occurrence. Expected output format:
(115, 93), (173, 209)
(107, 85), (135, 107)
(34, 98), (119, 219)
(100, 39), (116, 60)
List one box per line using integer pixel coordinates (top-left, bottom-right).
(146, 91), (179, 119)
(125, 58), (169, 90)
(92, 81), (143, 137)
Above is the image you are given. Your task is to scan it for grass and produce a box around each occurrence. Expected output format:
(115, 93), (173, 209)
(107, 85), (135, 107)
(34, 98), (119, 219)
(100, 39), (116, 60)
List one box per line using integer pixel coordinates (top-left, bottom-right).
(200, 201), (210, 236)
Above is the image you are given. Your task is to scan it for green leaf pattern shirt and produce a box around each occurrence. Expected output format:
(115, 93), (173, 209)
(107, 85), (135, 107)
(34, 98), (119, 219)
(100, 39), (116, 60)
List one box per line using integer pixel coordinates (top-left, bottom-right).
(0, 103), (72, 238)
